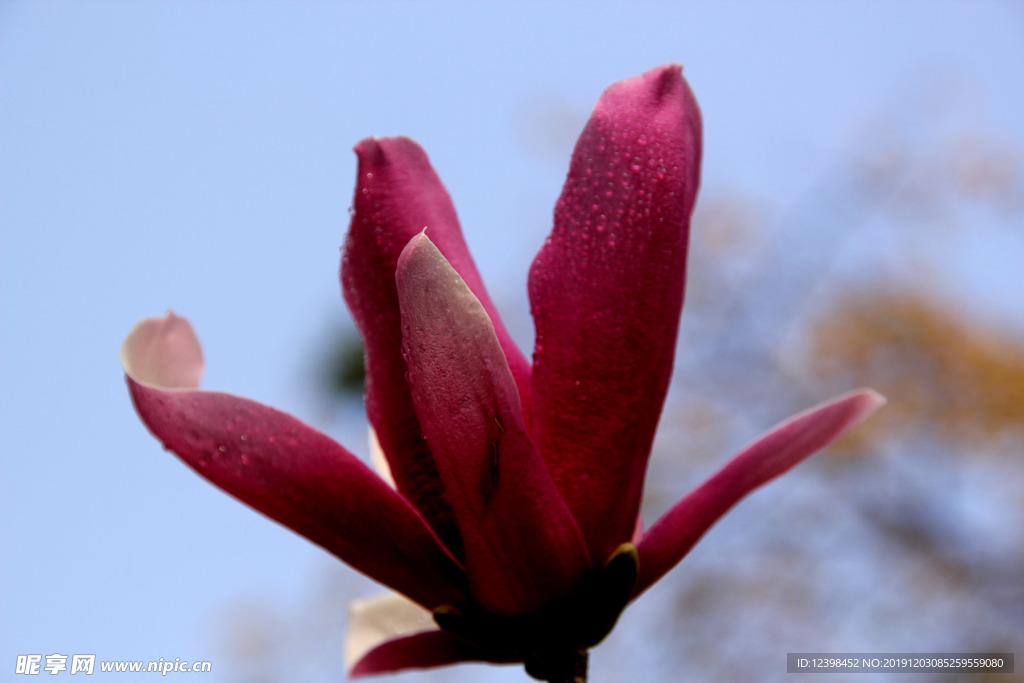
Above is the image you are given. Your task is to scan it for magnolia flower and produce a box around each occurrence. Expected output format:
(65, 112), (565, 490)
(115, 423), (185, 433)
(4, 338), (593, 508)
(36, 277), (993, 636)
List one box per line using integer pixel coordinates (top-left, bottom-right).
(122, 65), (884, 682)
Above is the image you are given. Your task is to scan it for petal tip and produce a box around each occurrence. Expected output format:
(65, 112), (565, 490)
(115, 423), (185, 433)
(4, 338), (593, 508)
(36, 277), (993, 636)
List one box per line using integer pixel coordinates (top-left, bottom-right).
(863, 387), (887, 407)
(395, 229), (438, 274)
(649, 62), (684, 83)
(848, 387), (888, 420)
(354, 135), (420, 166)
(121, 311), (204, 389)
(354, 135), (385, 162)
(600, 63), (689, 113)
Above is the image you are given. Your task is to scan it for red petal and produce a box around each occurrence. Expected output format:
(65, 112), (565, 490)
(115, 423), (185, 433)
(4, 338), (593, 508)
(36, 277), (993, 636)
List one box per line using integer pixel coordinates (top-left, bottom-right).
(397, 233), (590, 616)
(341, 137), (532, 556)
(633, 389), (886, 597)
(349, 629), (516, 677)
(122, 313), (468, 610)
(528, 65), (702, 563)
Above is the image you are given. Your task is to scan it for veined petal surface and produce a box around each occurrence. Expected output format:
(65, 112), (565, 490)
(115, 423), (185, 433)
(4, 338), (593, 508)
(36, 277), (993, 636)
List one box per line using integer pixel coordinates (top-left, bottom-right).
(528, 64), (702, 563)
(397, 233), (590, 616)
(341, 136), (531, 556)
(122, 313), (468, 610)
(634, 389), (886, 596)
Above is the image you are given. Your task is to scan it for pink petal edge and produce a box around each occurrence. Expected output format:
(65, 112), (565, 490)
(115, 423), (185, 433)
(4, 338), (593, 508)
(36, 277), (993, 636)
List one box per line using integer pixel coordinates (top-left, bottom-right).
(633, 389), (886, 597)
(122, 312), (468, 610)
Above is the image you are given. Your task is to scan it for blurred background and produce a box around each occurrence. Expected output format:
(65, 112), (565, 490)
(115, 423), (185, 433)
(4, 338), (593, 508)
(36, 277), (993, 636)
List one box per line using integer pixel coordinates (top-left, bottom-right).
(2, 2), (1022, 681)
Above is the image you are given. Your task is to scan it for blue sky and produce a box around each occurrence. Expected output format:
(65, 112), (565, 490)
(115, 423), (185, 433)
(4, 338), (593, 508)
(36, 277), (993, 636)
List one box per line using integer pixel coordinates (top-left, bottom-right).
(3, 2), (1022, 681)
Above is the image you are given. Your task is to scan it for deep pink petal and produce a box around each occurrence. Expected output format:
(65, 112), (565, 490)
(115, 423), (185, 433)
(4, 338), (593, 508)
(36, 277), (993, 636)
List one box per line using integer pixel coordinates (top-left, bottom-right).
(396, 233), (590, 616)
(341, 136), (532, 556)
(122, 313), (468, 610)
(528, 65), (703, 563)
(349, 629), (517, 677)
(633, 389), (886, 597)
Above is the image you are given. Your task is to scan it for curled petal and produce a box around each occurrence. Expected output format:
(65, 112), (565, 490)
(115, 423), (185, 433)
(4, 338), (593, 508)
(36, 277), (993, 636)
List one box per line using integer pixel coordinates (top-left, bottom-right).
(345, 592), (436, 673)
(121, 310), (204, 388)
(397, 233), (590, 615)
(528, 64), (703, 563)
(341, 136), (531, 555)
(122, 313), (468, 610)
(633, 389), (886, 597)
(344, 592), (519, 677)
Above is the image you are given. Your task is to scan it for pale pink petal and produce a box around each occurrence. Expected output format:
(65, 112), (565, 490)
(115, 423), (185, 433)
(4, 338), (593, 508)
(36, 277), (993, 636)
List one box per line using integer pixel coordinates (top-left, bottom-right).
(345, 592), (437, 672)
(121, 311), (203, 389)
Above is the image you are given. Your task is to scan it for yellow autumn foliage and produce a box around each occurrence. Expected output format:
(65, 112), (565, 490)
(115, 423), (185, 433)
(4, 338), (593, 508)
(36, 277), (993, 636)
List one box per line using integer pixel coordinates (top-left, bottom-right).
(810, 289), (1024, 449)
